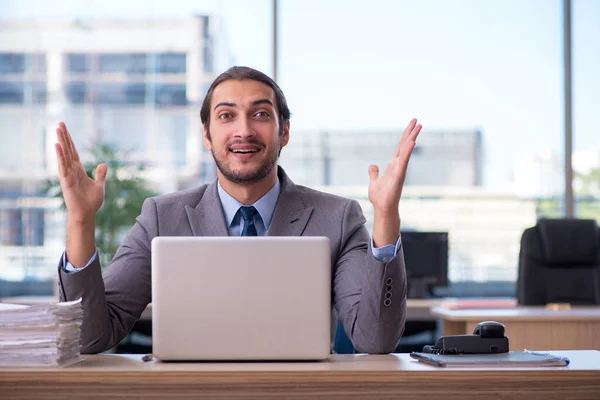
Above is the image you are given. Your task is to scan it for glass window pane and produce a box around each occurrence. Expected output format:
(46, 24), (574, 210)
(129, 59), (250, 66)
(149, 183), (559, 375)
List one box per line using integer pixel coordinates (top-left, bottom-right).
(0, 1), (272, 292)
(0, 53), (25, 74)
(91, 83), (146, 104)
(203, 44), (213, 73)
(98, 53), (147, 74)
(29, 54), (47, 74)
(155, 53), (186, 74)
(153, 84), (187, 105)
(24, 82), (47, 104)
(573, 0), (600, 223)
(279, 0), (564, 294)
(67, 54), (89, 73)
(0, 81), (24, 104)
(66, 82), (87, 103)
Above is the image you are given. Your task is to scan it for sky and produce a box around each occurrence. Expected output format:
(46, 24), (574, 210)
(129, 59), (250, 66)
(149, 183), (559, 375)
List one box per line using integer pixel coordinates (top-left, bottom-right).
(2, 0), (599, 192)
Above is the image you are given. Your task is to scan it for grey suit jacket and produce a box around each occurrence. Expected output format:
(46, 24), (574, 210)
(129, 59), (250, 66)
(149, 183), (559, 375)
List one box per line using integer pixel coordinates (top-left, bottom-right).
(58, 167), (407, 354)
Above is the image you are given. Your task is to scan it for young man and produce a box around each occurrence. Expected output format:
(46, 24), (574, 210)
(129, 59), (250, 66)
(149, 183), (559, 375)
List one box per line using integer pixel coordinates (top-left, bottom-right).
(55, 66), (422, 354)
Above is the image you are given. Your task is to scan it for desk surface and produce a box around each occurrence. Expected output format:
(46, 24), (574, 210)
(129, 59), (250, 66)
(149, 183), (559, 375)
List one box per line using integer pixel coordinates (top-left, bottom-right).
(1, 351), (599, 399)
(431, 306), (600, 321)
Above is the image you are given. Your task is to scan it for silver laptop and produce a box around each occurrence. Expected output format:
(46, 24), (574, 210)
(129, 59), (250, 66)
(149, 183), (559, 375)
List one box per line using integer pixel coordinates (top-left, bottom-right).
(151, 236), (331, 361)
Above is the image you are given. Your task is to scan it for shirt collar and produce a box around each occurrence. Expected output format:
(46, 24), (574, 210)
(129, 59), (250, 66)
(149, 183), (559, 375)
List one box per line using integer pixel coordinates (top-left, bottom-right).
(217, 177), (281, 230)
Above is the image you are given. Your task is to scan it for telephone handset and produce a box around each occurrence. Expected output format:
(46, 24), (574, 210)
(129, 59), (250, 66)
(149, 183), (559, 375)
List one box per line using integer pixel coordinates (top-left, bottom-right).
(423, 321), (509, 355)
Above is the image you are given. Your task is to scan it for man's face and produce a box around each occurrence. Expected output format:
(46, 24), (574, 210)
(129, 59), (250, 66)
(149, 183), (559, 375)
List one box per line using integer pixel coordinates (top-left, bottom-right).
(204, 79), (290, 185)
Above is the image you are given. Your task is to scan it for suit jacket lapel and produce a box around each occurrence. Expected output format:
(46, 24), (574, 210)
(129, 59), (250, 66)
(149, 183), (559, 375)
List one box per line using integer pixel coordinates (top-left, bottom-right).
(268, 167), (314, 237)
(185, 180), (230, 237)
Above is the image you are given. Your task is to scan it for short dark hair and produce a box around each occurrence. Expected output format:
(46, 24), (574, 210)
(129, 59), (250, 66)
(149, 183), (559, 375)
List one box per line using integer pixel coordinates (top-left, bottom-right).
(200, 66), (291, 135)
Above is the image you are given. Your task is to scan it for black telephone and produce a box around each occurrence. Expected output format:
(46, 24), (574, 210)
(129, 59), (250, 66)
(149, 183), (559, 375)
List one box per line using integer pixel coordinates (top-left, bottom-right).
(422, 321), (509, 355)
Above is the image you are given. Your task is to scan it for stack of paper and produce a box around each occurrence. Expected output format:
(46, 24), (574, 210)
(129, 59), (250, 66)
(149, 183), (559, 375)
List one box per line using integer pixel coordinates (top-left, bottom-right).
(0, 298), (84, 367)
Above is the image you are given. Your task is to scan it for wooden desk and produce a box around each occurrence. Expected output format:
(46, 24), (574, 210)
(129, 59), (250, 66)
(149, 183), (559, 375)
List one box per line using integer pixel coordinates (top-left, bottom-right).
(431, 306), (600, 351)
(1, 351), (599, 399)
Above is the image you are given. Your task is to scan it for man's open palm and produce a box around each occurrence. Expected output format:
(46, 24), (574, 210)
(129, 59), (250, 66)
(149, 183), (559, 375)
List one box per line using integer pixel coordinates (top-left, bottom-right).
(55, 122), (108, 222)
(368, 118), (422, 213)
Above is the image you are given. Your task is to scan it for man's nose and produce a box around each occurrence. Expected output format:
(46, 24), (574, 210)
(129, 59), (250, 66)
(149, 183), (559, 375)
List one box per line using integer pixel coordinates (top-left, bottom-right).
(233, 115), (255, 138)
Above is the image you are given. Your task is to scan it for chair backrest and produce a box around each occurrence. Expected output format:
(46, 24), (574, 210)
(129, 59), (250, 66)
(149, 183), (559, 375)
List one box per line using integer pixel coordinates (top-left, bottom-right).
(517, 218), (600, 305)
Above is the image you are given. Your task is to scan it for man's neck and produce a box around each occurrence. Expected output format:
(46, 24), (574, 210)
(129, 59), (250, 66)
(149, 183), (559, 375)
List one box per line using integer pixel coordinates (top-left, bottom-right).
(217, 170), (278, 205)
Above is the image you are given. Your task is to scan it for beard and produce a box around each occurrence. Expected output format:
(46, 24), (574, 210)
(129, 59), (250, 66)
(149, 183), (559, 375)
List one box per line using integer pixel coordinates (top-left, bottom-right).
(211, 137), (279, 185)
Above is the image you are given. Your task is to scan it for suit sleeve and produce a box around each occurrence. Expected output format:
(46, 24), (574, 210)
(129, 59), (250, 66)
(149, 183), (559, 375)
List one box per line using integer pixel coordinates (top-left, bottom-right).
(333, 200), (407, 354)
(57, 197), (158, 354)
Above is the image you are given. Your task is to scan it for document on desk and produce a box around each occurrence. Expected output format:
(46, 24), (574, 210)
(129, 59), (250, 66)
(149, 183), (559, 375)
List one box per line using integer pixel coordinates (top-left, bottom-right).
(410, 351), (570, 368)
(0, 298), (84, 368)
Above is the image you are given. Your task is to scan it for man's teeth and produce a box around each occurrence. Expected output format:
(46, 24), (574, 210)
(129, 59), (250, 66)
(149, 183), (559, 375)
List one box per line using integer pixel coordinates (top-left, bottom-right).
(232, 149), (259, 153)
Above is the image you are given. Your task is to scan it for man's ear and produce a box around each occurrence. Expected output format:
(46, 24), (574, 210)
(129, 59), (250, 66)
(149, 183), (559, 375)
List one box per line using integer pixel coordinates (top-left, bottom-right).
(203, 124), (212, 151)
(279, 120), (290, 148)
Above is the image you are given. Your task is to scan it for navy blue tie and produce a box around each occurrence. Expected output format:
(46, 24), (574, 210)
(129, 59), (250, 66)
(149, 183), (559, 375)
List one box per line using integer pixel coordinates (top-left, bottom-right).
(239, 206), (258, 236)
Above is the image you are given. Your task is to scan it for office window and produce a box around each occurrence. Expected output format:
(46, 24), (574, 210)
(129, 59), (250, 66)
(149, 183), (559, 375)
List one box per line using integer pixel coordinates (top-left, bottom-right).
(0, 2), (276, 294)
(28, 54), (46, 74)
(0, 208), (45, 246)
(155, 53), (186, 74)
(573, 0), (600, 223)
(153, 84), (187, 106)
(0, 82), (24, 104)
(0, 53), (25, 74)
(200, 15), (214, 73)
(67, 53), (89, 73)
(0, 53), (45, 74)
(91, 83), (146, 104)
(203, 44), (213, 73)
(0, 209), (22, 245)
(279, 0), (564, 294)
(98, 53), (147, 74)
(155, 114), (189, 167)
(65, 82), (87, 104)
(21, 208), (45, 246)
(201, 15), (210, 39)
(25, 82), (47, 104)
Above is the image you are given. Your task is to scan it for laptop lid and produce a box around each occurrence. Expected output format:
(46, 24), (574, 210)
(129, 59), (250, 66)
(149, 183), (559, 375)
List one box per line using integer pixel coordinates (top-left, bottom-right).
(151, 236), (331, 361)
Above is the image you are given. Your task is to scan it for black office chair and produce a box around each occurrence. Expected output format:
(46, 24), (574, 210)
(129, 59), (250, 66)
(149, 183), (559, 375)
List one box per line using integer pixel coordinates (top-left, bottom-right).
(517, 218), (600, 305)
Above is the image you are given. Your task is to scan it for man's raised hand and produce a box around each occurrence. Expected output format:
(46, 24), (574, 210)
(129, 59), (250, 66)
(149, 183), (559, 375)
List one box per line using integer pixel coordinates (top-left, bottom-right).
(54, 122), (107, 223)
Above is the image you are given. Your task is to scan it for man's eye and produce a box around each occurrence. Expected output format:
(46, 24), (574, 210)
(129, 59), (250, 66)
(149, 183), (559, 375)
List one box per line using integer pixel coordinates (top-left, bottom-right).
(255, 111), (270, 118)
(218, 113), (232, 120)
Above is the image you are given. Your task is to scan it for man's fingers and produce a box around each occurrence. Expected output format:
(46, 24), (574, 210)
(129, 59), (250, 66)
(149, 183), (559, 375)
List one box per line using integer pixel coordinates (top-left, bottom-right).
(56, 127), (73, 166)
(400, 118), (417, 141)
(368, 164), (379, 182)
(56, 125), (73, 164)
(398, 140), (417, 168)
(95, 164), (108, 183)
(395, 120), (422, 158)
(408, 123), (423, 142)
(54, 143), (68, 178)
(61, 122), (81, 162)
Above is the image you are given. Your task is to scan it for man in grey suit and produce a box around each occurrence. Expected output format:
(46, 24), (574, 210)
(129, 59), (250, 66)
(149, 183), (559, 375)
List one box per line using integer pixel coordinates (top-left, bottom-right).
(55, 66), (423, 354)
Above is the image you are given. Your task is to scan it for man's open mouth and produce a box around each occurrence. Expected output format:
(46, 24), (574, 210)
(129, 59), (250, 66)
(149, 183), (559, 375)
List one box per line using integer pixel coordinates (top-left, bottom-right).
(230, 148), (260, 153)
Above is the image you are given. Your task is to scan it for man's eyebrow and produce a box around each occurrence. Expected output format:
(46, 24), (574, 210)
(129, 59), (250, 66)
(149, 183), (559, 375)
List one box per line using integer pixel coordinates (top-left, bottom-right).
(252, 99), (274, 107)
(213, 102), (236, 111)
(213, 99), (274, 111)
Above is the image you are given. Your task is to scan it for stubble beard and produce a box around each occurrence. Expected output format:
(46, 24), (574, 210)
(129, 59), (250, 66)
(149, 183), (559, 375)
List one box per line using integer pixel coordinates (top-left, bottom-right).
(211, 141), (279, 186)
